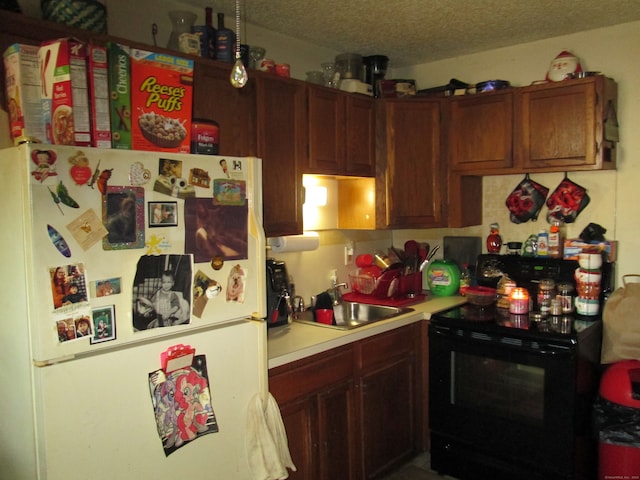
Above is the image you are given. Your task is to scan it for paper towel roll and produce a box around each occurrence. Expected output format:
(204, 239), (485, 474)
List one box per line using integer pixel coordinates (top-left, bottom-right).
(268, 232), (319, 253)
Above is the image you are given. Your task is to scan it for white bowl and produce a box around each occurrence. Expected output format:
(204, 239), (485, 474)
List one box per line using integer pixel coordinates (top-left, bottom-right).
(578, 253), (603, 270)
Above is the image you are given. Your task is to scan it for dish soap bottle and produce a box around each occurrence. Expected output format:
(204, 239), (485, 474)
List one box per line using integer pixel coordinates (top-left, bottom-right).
(486, 222), (502, 253)
(459, 263), (471, 296)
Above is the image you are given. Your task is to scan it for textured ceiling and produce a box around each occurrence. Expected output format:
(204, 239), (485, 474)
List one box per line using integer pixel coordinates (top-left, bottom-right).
(187, 0), (640, 67)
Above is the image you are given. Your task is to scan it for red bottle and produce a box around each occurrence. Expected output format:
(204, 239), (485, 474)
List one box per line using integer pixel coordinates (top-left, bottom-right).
(487, 222), (502, 253)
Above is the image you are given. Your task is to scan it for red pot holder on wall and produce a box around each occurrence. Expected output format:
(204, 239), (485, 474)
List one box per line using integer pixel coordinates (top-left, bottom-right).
(546, 174), (590, 223)
(505, 174), (549, 224)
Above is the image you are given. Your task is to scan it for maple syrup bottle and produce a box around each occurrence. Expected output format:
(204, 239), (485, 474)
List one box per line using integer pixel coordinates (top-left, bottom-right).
(486, 222), (503, 253)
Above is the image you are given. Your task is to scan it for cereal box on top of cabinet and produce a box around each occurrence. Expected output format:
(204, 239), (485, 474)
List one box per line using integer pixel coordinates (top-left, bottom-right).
(38, 38), (91, 146)
(129, 48), (193, 153)
(107, 42), (131, 149)
(3, 43), (46, 143)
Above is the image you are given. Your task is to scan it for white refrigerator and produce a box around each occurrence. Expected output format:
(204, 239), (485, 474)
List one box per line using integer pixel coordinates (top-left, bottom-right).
(0, 144), (268, 479)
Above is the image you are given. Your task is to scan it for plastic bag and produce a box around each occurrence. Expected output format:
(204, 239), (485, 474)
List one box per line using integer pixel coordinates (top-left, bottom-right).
(505, 174), (549, 224)
(602, 275), (640, 364)
(593, 396), (640, 447)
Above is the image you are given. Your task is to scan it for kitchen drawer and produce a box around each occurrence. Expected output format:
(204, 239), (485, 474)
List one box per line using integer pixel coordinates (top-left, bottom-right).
(356, 323), (416, 371)
(269, 345), (354, 404)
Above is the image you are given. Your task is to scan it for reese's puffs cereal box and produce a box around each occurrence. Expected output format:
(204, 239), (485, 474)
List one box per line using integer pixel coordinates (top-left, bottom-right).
(130, 48), (193, 153)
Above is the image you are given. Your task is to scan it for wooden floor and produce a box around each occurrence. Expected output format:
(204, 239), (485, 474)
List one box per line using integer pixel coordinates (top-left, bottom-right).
(381, 452), (459, 480)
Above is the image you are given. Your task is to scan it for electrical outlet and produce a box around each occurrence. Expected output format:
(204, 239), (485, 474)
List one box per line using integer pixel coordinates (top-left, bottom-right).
(344, 241), (354, 265)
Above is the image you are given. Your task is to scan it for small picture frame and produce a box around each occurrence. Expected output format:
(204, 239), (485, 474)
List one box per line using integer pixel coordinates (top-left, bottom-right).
(102, 186), (145, 250)
(90, 305), (116, 344)
(148, 201), (178, 227)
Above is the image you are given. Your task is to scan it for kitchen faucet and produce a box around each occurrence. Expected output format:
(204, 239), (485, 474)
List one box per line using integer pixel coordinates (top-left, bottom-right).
(327, 281), (348, 306)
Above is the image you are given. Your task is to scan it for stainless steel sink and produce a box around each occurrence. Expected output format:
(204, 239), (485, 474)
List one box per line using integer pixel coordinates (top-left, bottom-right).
(294, 302), (414, 330)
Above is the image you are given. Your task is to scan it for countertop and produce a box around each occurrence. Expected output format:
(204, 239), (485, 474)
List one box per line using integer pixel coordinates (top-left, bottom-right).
(267, 294), (467, 369)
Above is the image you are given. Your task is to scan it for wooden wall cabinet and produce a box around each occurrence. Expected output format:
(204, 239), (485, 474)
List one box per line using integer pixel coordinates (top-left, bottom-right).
(192, 63), (257, 157)
(516, 76), (617, 172)
(255, 75), (307, 237)
(448, 90), (514, 172)
(449, 76), (617, 176)
(306, 86), (375, 177)
(376, 98), (445, 229)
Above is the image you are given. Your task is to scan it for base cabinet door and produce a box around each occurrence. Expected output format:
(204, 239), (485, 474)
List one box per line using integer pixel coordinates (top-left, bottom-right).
(269, 346), (359, 480)
(279, 397), (316, 480)
(356, 324), (419, 479)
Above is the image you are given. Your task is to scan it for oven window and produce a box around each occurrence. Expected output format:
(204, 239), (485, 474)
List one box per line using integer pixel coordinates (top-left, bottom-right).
(452, 352), (545, 424)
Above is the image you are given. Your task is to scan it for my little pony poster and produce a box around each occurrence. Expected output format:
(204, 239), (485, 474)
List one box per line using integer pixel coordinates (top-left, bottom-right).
(148, 354), (219, 455)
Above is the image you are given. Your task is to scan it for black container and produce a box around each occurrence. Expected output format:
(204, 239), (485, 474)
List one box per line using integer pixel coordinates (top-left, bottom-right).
(363, 55), (389, 98)
(266, 259), (290, 328)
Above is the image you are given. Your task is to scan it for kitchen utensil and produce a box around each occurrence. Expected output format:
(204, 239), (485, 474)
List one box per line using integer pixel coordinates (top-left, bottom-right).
(419, 244), (440, 272)
(404, 240), (420, 272)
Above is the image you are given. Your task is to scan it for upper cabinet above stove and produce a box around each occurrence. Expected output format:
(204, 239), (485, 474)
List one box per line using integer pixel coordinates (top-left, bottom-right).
(448, 76), (618, 175)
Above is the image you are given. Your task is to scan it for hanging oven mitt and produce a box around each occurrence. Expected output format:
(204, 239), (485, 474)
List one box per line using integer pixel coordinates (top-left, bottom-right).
(505, 174), (549, 224)
(546, 174), (590, 223)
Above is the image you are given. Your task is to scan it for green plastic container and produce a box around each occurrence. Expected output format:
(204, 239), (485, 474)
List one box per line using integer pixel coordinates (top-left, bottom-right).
(426, 259), (461, 296)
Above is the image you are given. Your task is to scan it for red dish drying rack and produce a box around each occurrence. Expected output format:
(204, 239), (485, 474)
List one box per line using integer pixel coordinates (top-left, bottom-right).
(346, 268), (424, 307)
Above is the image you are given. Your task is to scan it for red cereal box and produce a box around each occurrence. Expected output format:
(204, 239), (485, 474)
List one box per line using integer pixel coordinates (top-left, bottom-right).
(87, 44), (111, 148)
(129, 49), (193, 153)
(38, 38), (91, 146)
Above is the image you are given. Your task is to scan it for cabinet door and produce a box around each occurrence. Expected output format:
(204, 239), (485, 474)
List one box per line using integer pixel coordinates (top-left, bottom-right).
(255, 76), (307, 237)
(360, 358), (415, 479)
(279, 397), (317, 480)
(345, 95), (375, 176)
(307, 86), (346, 173)
(317, 381), (359, 480)
(381, 99), (444, 228)
(516, 78), (617, 171)
(449, 91), (514, 171)
(192, 62), (256, 156)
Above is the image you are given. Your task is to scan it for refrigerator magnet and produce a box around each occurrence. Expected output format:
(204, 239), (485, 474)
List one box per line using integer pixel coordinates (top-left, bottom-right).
(30, 149), (58, 182)
(67, 150), (92, 185)
(47, 224), (71, 257)
(66, 209), (108, 251)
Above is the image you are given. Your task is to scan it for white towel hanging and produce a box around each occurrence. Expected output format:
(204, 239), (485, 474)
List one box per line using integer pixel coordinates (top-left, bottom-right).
(246, 392), (296, 480)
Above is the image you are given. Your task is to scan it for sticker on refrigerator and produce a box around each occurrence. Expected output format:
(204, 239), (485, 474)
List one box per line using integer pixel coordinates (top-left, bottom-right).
(132, 254), (193, 331)
(90, 277), (121, 297)
(148, 201), (178, 227)
(213, 179), (246, 206)
(148, 350), (219, 456)
(56, 314), (92, 342)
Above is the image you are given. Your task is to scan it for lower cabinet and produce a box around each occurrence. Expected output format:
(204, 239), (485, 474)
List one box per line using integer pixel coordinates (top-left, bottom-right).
(269, 323), (423, 480)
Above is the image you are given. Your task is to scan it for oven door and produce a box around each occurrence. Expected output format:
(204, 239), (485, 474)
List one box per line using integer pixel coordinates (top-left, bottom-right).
(429, 323), (582, 479)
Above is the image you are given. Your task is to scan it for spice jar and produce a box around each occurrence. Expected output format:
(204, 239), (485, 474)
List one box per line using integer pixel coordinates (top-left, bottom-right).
(557, 282), (575, 313)
(537, 279), (556, 316)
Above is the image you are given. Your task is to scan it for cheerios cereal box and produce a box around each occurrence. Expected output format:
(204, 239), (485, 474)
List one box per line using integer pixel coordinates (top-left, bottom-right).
(107, 42), (131, 149)
(38, 38), (91, 146)
(130, 48), (193, 153)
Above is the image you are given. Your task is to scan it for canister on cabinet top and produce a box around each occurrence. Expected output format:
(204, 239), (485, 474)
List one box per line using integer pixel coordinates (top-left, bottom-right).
(191, 118), (219, 154)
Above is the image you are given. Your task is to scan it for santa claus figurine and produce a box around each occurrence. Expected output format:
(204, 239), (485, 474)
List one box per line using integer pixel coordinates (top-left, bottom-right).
(546, 50), (582, 82)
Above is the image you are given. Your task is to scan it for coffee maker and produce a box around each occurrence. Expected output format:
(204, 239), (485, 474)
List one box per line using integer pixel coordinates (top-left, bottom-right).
(266, 258), (291, 328)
